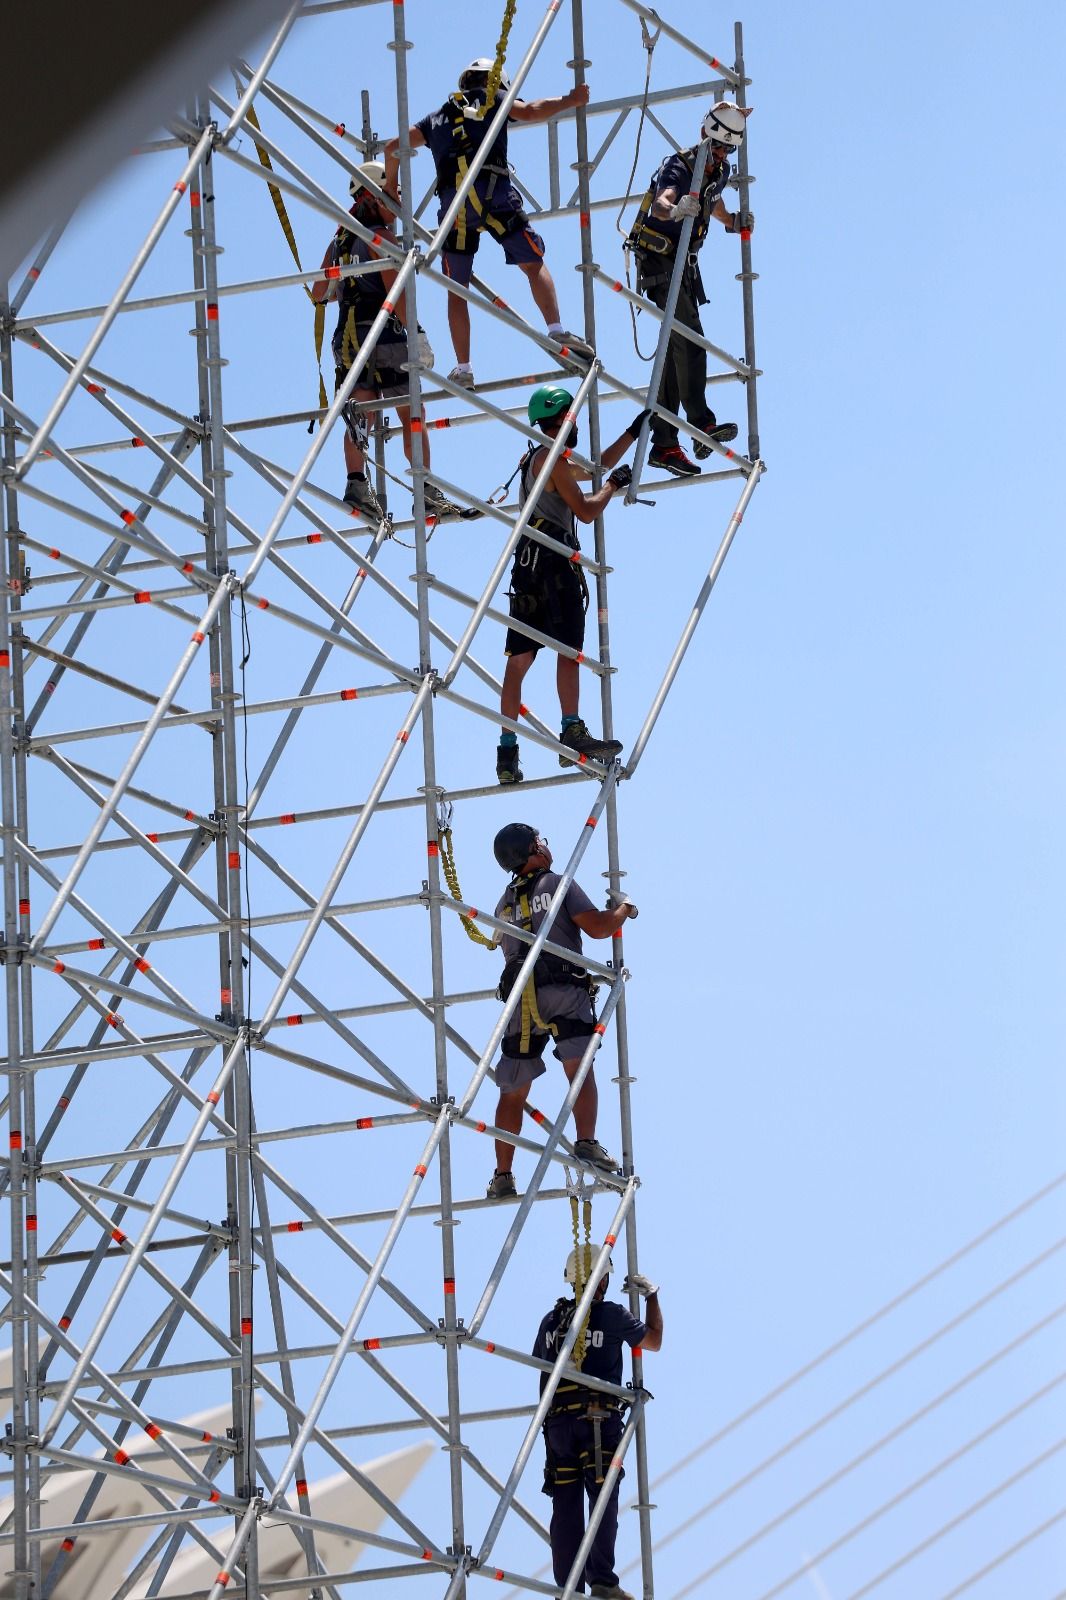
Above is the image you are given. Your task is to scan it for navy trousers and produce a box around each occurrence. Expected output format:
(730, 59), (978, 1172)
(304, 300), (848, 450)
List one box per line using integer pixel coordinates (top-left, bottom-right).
(544, 1412), (624, 1592)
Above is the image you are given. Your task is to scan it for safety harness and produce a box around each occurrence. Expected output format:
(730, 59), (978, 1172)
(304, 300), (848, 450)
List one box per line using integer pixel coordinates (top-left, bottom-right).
(506, 447), (590, 627)
(331, 217), (409, 375)
(542, 1196), (621, 1490)
(625, 145), (725, 299)
(497, 869), (595, 1055)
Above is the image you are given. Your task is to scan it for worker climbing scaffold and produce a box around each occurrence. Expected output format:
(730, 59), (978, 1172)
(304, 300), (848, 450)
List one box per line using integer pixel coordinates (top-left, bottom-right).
(626, 100), (755, 477)
(533, 1226), (663, 1600)
(383, 52), (594, 388)
(486, 823), (638, 1200)
(310, 160), (465, 522)
(497, 384), (644, 783)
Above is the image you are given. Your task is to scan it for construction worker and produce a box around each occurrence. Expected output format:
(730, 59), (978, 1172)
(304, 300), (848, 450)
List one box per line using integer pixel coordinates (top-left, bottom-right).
(534, 1250), (663, 1599)
(626, 101), (755, 477)
(383, 59), (594, 388)
(497, 385), (646, 783)
(310, 161), (462, 522)
(487, 823), (638, 1200)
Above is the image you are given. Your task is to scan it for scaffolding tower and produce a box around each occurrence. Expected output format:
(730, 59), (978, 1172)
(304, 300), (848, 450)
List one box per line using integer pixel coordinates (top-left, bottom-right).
(0, 2), (762, 1595)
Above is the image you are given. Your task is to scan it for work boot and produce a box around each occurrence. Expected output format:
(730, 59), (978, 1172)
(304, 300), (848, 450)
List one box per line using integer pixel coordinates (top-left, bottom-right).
(692, 417), (739, 458)
(486, 1169), (518, 1201)
(553, 330), (595, 363)
(574, 1138), (619, 1175)
(342, 472), (384, 520)
(558, 719), (623, 767)
(447, 365), (475, 389)
(648, 442), (701, 478)
(422, 482), (464, 522)
(496, 743), (523, 785)
(589, 1586), (636, 1600)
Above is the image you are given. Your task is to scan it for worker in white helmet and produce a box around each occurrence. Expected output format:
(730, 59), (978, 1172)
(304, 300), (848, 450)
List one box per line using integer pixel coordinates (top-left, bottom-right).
(383, 59), (594, 388)
(625, 101), (755, 478)
(533, 1247), (663, 1599)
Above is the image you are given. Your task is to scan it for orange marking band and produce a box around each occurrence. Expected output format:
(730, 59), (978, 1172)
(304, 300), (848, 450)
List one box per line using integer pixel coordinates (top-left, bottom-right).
(324, 265), (340, 279)
(88, 938), (104, 950)
(25, 1215), (36, 1232)
(136, 958), (150, 973)
(145, 1423), (161, 1439)
(363, 1337), (381, 1350)
(605, 1232), (617, 1246)
(206, 303), (219, 321)
(17, 899), (29, 915)
(280, 812), (296, 825)
(444, 1278), (455, 1295)
(112, 1228), (126, 1244)
(296, 1479), (308, 1497)
(357, 1117), (374, 1129)
(146, 832), (159, 844)
(340, 687), (358, 700)
(209, 1489), (221, 1502)
(306, 531), (322, 544)
(228, 852), (240, 869)
(241, 1317), (252, 1335)
(61, 1539), (75, 1552)
(134, 591), (151, 604)
(485, 1342), (496, 1352)
(594, 1023), (606, 1035)
(174, 180), (187, 194)
(586, 816), (597, 827)
(207, 1090), (220, 1104)
(410, 419), (423, 432)
(192, 630), (205, 643)
(114, 1449), (130, 1465)
(287, 1220), (304, 1232)
(121, 511), (136, 525)
(475, 1120), (486, 1133)
(414, 1163), (427, 1176)
(287, 1014), (303, 1026)
(257, 597), (269, 611)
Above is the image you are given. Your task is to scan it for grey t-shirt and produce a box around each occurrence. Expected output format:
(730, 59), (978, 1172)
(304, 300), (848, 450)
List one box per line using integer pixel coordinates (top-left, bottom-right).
(495, 871), (596, 965)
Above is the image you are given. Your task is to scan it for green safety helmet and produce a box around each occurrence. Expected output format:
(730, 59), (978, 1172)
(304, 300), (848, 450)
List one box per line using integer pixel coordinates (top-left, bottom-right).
(493, 822), (539, 874)
(527, 384), (573, 428)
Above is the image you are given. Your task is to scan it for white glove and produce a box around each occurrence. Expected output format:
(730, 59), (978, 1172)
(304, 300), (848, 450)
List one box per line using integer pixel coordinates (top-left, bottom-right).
(624, 1271), (658, 1298)
(416, 328), (435, 369)
(669, 194), (700, 221)
(606, 889), (638, 920)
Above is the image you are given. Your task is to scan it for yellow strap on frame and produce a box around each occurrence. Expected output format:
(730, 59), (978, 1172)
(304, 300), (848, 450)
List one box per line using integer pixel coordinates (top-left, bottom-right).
(475, 0), (519, 119)
(244, 103), (329, 419)
(569, 1191), (594, 1370)
(439, 828), (497, 948)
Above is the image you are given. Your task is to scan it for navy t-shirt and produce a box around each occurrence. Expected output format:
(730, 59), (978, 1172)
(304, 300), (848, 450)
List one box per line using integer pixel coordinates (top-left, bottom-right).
(416, 90), (514, 185)
(648, 148), (731, 250)
(533, 1298), (646, 1394)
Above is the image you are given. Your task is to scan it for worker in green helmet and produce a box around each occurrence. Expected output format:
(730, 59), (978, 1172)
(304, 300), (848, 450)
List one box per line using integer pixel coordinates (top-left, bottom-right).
(496, 386), (647, 783)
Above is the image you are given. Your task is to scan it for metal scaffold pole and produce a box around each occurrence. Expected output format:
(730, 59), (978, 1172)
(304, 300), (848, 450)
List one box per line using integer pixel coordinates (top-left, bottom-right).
(0, 4), (763, 1595)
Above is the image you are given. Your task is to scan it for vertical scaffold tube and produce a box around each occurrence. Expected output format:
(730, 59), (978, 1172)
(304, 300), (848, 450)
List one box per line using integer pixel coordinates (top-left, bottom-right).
(733, 21), (761, 461)
(569, 1), (658, 1592)
(391, 0), (470, 1584)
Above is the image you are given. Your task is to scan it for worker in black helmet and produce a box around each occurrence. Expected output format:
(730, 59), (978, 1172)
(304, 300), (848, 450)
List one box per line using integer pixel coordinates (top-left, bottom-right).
(534, 1247), (662, 1599)
(486, 823), (638, 1201)
(383, 59), (594, 388)
(626, 100), (754, 478)
(310, 162), (464, 523)
(497, 384), (647, 785)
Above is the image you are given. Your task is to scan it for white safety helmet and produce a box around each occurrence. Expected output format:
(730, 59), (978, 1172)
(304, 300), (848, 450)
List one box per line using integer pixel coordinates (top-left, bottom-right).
(349, 160), (387, 199)
(459, 57), (511, 93)
(564, 1246), (613, 1286)
(702, 101), (747, 149)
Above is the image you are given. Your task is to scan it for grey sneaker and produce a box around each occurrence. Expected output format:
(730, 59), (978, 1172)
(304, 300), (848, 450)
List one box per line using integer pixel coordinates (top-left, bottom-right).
(692, 419), (739, 458)
(422, 482), (464, 522)
(558, 719), (623, 767)
(447, 365), (475, 389)
(574, 1138), (618, 1174)
(486, 1169), (518, 1200)
(553, 330), (594, 363)
(590, 1586), (636, 1600)
(343, 472), (383, 520)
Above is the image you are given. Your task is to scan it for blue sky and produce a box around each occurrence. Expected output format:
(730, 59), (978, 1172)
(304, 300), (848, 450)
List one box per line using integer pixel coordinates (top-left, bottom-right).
(6, 0), (1065, 1595)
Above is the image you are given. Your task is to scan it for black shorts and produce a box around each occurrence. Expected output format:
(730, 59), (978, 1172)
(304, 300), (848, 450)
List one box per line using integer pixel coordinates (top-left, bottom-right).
(504, 540), (587, 658)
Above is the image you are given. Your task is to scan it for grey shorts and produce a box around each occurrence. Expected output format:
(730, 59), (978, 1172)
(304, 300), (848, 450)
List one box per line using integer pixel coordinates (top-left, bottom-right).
(495, 982), (596, 1093)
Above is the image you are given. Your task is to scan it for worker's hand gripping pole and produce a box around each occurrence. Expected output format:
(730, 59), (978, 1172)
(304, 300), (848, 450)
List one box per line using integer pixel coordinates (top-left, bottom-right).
(626, 138), (710, 503)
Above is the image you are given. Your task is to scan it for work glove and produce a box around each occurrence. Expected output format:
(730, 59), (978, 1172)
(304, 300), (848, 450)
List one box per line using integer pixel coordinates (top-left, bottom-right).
(726, 209), (755, 235)
(627, 409), (652, 438)
(607, 464), (632, 491)
(416, 328), (435, 369)
(624, 1271), (659, 1297)
(669, 193), (700, 221)
(606, 889), (639, 919)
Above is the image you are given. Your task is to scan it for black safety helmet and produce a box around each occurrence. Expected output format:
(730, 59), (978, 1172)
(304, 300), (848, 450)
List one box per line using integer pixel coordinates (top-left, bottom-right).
(493, 822), (539, 874)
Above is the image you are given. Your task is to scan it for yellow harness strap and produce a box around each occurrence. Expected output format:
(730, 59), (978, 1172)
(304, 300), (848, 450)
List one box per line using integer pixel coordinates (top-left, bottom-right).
(245, 103), (328, 417)
(516, 886), (558, 1053)
(474, 0), (518, 117)
(451, 153), (508, 253)
(439, 828), (497, 947)
(569, 1193), (594, 1369)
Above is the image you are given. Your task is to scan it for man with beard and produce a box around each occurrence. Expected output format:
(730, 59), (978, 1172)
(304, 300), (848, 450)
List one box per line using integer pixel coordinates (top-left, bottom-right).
(496, 385), (645, 783)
